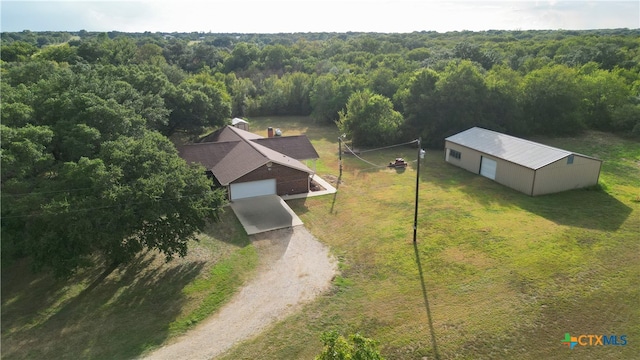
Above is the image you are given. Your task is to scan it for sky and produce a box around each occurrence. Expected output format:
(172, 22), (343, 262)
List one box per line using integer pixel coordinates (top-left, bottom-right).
(2, 0), (639, 33)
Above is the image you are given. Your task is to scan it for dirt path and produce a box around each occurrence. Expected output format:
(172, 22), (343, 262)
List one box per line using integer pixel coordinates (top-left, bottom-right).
(143, 226), (337, 360)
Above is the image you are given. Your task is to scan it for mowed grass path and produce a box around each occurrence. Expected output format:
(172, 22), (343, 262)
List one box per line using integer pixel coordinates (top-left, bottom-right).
(221, 117), (639, 360)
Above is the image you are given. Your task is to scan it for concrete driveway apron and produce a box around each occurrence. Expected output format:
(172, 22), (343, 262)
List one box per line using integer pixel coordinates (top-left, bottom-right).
(229, 195), (303, 235)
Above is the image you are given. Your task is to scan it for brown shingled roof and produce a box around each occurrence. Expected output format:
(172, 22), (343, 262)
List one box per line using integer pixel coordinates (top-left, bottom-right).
(252, 136), (319, 160)
(179, 125), (316, 185)
(178, 141), (239, 170)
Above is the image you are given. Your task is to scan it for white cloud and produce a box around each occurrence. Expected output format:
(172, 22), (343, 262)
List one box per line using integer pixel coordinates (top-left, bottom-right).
(2, 0), (638, 33)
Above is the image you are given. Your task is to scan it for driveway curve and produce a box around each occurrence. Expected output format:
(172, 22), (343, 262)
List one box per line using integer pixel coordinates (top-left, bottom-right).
(143, 226), (337, 360)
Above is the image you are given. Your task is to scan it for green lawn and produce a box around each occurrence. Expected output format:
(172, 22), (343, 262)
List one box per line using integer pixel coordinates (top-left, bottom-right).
(220, 116), (639, 360)
(2, 116), (638, 359)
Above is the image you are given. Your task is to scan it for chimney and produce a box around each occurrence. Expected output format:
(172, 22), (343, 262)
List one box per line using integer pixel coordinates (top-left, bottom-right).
(267, 127), (274, 138)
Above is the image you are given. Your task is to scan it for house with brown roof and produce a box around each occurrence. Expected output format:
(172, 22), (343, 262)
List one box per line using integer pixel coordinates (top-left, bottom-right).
(178, 125), (319, 201)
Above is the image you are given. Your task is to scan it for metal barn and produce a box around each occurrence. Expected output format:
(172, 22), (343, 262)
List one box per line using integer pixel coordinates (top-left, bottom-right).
(444, 127), (602, 196)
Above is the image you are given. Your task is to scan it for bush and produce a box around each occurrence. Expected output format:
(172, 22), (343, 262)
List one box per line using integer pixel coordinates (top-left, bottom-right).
(316, 331), (385, 360)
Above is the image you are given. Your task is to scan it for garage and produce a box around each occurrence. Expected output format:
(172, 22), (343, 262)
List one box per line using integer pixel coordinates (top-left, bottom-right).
(444, 127), (602, 196)
(230, 179), (276, 200)
(479, 156), (497, 180)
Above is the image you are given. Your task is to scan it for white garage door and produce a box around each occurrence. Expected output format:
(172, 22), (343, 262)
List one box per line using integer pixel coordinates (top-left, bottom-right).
(480, 157), (497, 180)
(230, 179), (276, 200)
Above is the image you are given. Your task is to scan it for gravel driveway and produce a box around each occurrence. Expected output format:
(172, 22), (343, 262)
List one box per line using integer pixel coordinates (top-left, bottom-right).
(143, 226), (337, 360)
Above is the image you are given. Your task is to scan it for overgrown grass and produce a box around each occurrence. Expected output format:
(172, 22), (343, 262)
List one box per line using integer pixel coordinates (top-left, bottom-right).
(220, 117), (639, 360)
(0, 211), (258, 360)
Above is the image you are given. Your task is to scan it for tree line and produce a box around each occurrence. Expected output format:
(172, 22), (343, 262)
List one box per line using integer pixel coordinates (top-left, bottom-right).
(1, 47), (231, 277)
(3, 30), (638, 144)
(2, 29), (639, 275)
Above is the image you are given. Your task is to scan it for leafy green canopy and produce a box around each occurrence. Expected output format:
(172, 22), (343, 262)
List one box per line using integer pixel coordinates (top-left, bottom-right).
(1, 62), (228, 277)
(4, 30), (639, 145)
(338, 90), (403, 147)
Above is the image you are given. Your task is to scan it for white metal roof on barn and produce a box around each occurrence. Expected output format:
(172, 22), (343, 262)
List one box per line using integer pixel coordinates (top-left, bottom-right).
(445, 127), (596, 170)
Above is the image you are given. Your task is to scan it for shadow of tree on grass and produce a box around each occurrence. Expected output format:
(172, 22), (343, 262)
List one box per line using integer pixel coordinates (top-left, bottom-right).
(1, 253), (206, 360)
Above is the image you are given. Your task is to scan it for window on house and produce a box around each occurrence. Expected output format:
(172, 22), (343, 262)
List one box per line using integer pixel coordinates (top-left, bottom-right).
(449, 149), (462, 160)
(567, 155), (574, 165)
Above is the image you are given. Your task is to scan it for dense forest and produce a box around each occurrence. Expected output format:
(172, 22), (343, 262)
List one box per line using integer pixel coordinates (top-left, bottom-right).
(2, 29), (639, 275)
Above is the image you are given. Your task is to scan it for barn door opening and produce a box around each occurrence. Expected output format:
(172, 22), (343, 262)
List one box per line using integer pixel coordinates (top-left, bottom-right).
(480, 156), (497, 180)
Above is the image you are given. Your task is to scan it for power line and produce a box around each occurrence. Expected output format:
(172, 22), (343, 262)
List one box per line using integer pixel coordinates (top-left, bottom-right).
(352, 159), (418, 173)
(342, 142), (386, 168)
(342, 139), (419, 168)
(359, 139), (419, 153)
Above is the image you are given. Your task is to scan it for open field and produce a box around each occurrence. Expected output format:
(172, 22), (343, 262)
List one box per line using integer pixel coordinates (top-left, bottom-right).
(219, 116), (639, 359)
(2, 116), (638, 359)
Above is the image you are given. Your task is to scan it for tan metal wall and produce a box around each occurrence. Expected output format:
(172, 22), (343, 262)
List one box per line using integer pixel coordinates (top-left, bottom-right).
(444, 141), (481, 173)
(494, 160), (535, 195)
(445, 141), (536, 196)
(532, 155), (602, 196)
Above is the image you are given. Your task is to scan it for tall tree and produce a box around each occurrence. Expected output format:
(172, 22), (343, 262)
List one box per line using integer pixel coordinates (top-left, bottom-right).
(34, 43), (79, 64)
(521, 64), (585, 135)
(398, 68), (440, 143)
(338, 90), (403, 147)
(1, 59), (227, 277)
(311, 73), (361, 124)
(579, 63), (632, 130)
(164, 73), (231, 136)
(484, 65), (526, 135)
(228, 74), (257, 117)
(0, 41), (38, 62)
(261, 44), (291, 70)
(436, 60), (489, 132)
(2, 131), (226, 277)
(224, 42), (260, 73)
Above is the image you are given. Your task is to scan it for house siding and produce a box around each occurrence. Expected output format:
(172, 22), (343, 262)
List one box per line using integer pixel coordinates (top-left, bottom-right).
(232, 163), (309, 196)
(532, 155), (602, 196)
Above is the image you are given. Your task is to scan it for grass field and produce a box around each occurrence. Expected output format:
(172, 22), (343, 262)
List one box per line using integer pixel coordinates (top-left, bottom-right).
(218, 116), (639, 360)
(2, 116), (638, 359)
(1, 211), (258, 360)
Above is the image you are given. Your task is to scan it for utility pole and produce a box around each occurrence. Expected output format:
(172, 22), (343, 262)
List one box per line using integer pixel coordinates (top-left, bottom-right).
(413, 138), (423, 243)
(338, 136), (343, 178)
